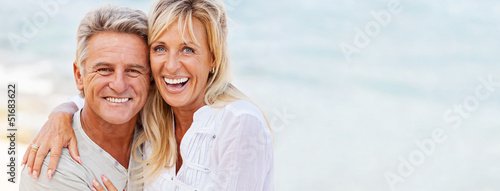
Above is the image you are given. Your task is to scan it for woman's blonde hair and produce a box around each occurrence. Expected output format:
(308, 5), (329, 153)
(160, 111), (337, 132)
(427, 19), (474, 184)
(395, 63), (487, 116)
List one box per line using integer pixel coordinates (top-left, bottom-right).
(131, 0), (269, 186)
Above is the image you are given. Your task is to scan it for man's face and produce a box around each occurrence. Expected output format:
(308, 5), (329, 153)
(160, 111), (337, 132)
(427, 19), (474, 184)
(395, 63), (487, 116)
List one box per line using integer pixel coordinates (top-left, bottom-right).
(74, 32), (150, 125)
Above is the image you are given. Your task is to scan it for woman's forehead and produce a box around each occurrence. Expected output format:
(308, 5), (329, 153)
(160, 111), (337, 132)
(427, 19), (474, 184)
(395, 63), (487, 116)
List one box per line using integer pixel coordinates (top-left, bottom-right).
(156, 17), (208, 46)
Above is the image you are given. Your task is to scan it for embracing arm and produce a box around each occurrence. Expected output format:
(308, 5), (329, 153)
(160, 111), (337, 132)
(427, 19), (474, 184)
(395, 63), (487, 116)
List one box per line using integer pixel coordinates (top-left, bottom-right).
(21, 100), (81, 179)
(212, 113), (274, 191)
(20, 151), (120, 191)
(19, 157), (88, 191)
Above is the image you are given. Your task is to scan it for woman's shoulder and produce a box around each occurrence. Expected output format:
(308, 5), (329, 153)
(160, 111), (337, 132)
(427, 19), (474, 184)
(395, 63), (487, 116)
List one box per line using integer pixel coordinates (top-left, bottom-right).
(216, 100), (273, 145)
(218, 100), (270, 132)
(223, 100), (264, 120)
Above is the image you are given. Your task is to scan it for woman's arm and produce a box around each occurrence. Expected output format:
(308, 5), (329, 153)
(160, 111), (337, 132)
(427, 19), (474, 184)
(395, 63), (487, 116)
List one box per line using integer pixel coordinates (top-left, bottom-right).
(21, 101), (81, 179)
(213, 113), (274, 190)
(92, 175), (119, 191)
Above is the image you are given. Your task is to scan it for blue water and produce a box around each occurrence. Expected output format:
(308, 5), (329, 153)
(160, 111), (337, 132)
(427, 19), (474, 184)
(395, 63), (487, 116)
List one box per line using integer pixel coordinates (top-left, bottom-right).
(1, 0), (500, 190)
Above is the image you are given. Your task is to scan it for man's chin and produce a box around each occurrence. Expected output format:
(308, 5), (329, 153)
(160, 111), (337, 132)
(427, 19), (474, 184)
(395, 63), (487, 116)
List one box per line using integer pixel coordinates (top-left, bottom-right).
(99, 112), (137, 125)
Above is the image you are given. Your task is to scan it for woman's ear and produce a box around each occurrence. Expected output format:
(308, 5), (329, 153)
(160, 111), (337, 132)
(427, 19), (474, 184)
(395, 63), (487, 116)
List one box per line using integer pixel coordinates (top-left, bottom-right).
(211, 61), (217, 72)
(73, 62), (84, 91)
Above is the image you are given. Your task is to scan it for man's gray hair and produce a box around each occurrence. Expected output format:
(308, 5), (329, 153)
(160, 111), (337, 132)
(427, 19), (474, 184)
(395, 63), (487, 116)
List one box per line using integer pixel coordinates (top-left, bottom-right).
(75, 4), (148, 71)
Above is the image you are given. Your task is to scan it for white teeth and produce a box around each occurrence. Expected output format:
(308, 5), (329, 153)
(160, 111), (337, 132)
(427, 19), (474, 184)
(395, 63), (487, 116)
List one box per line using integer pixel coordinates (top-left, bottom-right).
(105, 98), (130, 103)
(164, 77), (188, 84)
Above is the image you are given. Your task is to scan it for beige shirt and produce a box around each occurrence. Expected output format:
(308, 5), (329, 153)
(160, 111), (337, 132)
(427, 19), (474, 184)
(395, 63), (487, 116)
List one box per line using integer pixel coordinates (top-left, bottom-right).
(20, 109), (143, 191)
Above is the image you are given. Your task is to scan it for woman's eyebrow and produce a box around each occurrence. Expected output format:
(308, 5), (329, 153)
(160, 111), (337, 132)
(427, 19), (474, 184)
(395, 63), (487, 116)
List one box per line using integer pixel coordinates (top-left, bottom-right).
(151, 40), (201, 47)
(182, 41), (200, 47)
(151, 41), (165, 45)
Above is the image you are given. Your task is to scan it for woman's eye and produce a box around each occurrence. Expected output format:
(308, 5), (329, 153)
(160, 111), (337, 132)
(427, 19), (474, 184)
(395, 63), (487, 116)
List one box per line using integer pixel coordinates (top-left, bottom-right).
(154, 46), (166, 52)
(183, 47), (194, 53)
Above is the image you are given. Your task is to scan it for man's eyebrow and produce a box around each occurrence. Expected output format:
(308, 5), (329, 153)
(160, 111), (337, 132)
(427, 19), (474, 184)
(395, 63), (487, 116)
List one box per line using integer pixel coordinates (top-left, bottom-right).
(92, 63), (147, 71)
(126, 64), (148, 71)
(92, 62), (112, 69)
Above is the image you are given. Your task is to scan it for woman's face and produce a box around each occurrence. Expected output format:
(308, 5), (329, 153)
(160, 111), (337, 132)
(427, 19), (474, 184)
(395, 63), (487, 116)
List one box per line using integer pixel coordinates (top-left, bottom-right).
(150, 18), (213, 110)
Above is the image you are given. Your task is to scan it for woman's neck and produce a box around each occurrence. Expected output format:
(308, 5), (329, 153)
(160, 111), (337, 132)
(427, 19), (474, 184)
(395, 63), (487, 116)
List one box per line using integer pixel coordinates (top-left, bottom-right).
(172, 102), (206, 174)
(172, 103), (205, 131)
(172, 96), (207, 131)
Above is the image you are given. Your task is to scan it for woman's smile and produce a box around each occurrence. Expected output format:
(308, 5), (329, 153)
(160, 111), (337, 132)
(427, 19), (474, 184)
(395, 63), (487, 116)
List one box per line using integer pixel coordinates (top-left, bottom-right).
(163, 77), (189, 94)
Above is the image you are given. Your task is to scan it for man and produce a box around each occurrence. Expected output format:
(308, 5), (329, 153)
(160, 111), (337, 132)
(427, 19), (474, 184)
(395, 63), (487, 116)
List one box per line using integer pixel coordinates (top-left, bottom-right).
(20, 5), (150, 190)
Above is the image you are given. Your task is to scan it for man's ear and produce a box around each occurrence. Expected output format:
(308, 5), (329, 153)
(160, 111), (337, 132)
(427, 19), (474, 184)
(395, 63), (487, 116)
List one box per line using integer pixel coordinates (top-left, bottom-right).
(73, 62), (84, 91)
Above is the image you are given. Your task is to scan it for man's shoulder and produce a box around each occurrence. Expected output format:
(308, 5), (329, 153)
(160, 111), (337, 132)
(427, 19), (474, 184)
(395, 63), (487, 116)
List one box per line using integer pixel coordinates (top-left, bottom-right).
(56, 148), (90, 174)
(19, 150), (91, 190)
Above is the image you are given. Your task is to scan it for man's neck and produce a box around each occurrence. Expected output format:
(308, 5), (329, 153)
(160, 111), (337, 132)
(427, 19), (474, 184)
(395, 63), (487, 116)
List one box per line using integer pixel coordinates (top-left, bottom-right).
(80, 107), (137, 169)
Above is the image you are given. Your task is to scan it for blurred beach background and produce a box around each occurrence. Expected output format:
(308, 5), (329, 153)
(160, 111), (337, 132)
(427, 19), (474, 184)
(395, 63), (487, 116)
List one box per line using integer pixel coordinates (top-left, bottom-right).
(1, 0), (500, 190)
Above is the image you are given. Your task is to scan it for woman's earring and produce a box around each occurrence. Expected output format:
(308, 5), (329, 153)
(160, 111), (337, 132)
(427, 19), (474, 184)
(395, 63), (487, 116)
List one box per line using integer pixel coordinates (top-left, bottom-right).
(210, 68), (215, 74)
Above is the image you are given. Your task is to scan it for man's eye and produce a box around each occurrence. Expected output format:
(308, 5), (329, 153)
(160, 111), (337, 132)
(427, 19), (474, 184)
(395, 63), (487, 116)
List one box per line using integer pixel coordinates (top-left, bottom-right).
(97, 68), (113, 75)
(126, 69), (142, 77)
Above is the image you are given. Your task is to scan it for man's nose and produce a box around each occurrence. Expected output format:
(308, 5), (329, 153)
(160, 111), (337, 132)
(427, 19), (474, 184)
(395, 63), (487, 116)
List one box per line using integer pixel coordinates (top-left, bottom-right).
(109, 70), (129, 94)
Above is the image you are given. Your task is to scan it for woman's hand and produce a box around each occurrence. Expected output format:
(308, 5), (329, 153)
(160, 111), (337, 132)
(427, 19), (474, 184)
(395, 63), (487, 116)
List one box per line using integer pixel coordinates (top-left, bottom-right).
(21, 102), (81, 179)
(92, 175), (123, 191)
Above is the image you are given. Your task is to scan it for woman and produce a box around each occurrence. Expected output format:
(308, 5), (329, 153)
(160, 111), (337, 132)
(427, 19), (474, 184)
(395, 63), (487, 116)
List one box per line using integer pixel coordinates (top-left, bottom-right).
(22, 0), (274, 190)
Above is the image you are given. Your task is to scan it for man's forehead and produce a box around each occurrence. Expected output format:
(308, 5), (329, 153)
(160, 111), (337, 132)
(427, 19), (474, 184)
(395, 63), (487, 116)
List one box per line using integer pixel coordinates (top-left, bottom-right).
(85, 32), (149, 68)
(87, 33), (147, 52)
